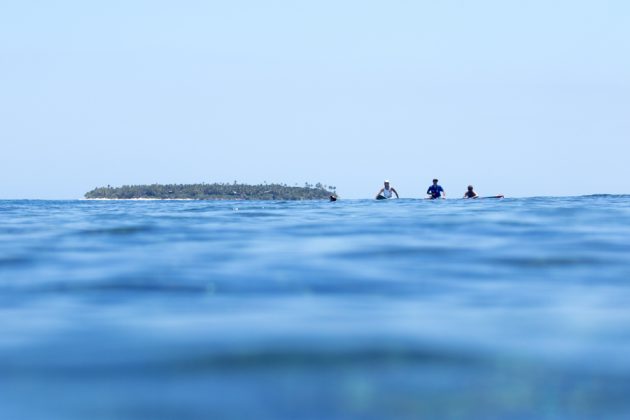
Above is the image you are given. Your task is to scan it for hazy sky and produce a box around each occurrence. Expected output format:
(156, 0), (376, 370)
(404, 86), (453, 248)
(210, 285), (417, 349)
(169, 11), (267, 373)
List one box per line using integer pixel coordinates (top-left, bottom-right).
(1, 1), (628, 198)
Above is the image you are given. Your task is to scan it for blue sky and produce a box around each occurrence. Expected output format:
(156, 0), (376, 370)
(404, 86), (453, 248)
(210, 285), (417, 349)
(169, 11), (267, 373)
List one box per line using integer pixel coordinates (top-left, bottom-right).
(1, 1), (628, 198)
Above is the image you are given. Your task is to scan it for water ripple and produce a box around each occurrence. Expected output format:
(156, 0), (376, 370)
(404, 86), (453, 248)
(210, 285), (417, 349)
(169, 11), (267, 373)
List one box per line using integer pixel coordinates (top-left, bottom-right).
(2, 197), (630, 419)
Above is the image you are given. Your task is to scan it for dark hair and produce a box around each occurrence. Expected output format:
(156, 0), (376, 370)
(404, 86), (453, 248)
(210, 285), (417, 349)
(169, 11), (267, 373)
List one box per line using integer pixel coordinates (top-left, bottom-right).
(433, 179), (438, 183)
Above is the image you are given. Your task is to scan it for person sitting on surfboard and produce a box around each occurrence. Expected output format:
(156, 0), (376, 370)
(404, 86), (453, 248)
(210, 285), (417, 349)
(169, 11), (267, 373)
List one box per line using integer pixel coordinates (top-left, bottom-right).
(427, 179), (445, 199)
(376, 180), (399, 199)
(463, 185), (478, 199)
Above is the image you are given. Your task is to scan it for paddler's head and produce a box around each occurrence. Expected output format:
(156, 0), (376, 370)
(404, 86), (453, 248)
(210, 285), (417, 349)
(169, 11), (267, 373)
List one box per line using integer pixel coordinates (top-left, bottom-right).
(384, 180), (390, 187)
(433, 179), (438, 185)
(468, 185), (473, 191)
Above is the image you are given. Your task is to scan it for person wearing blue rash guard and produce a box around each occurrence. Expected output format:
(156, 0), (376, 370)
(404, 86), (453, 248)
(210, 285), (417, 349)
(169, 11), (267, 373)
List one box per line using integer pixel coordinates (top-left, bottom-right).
(426, 178), (445, 199)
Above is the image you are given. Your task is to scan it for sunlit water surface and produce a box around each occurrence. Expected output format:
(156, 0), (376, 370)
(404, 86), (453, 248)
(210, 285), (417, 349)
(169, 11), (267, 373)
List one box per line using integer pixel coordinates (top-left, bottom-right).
(1, 197), (630, 419)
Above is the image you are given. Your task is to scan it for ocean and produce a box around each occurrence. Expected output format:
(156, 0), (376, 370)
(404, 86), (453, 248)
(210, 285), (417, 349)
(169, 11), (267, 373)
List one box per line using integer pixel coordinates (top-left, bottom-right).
(1, 196), (630, 419)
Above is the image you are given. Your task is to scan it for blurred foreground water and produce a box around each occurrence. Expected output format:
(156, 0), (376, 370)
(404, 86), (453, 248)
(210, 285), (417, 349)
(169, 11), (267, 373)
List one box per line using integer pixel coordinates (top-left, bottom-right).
(1, 196), (630, 419)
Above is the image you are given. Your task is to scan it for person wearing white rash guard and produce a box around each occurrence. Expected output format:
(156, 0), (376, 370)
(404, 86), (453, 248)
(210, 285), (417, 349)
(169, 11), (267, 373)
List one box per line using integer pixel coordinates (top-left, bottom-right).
(375, 180), (399, 200)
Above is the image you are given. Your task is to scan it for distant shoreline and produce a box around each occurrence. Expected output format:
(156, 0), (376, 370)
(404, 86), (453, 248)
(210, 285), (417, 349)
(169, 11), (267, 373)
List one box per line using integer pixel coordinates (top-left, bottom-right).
(82, 198), (333, 201)
(84, 198), (196, 201)
(84, 182), (336, 200)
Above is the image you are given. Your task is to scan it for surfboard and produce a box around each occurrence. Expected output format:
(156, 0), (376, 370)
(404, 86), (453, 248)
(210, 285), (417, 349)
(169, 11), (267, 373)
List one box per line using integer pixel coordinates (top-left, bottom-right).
(462, 195), (504, 200)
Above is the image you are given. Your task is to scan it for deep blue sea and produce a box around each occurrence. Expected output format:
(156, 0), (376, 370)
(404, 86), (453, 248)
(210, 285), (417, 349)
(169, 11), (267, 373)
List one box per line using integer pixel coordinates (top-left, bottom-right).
(2, 197), (630, 419)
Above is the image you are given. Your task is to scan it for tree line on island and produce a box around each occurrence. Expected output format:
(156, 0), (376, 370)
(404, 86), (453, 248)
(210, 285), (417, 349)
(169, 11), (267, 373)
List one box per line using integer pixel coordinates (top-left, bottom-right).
(85, 182), (337, 200)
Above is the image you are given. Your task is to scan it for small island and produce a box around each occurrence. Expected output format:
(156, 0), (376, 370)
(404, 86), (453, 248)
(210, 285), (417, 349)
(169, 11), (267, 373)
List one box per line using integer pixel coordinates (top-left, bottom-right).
(85, 182), (337, 200)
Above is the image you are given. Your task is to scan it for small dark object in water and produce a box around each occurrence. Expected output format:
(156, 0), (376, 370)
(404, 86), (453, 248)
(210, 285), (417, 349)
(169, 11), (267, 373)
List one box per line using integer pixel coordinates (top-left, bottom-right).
(329, 195), (337, 202)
